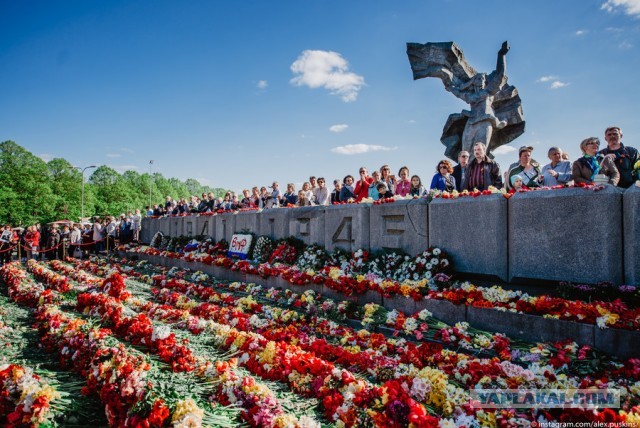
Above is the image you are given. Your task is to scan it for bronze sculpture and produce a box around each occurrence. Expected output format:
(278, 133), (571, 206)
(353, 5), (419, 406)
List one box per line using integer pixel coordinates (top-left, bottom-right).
(407, 41), (525, 160)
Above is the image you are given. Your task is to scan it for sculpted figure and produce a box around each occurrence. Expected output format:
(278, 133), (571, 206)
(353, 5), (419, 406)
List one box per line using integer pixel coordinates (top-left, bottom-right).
(407, 41), (525, 160)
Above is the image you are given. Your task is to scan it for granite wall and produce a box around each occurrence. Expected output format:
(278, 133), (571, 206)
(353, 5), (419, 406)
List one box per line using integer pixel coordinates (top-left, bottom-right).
(139, 185), (639, 285)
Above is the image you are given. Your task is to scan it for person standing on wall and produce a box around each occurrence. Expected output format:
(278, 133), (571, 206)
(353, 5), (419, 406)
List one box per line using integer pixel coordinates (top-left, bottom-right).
(465, 142), (503, 190)
(598, 126), (638, 188)
(452, 150), (469, 191)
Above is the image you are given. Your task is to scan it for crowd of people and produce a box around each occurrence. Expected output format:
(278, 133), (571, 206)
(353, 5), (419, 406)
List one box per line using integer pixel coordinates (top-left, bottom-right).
(1, 126), (636, 264)
(146, 126), (637, 216)
(0, 211), (143, 266)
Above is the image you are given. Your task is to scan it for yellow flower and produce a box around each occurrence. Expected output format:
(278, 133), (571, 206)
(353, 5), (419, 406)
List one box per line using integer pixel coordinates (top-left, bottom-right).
(172, 397), (204, 427)
(231, 334), (247, 350)
(476, 410), (497, 427)
(328, 267), (342, 280)
(259, 341), (276, 364)
(620, 410), (640, 424)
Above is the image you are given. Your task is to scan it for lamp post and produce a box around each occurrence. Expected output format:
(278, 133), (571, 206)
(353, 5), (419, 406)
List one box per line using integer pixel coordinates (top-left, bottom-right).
(74, 165), (97, 224)
(149, 160), (154, 209)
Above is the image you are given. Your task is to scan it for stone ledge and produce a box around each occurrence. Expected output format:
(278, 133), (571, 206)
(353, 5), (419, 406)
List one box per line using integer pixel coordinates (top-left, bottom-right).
(594, 326), (640, 359)
(467, 306), (595, 347)
(415, 298), (467, 326)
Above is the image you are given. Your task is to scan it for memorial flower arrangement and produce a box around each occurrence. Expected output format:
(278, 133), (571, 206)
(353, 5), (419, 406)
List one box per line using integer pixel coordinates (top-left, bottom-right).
(150, 231), (164, 248)
(367, 248), (450, 283)
(268, 241), (298, 265)
(296, 244), (329, 271)
(252, 235), (274, 263)
(7, 261), (640, 426)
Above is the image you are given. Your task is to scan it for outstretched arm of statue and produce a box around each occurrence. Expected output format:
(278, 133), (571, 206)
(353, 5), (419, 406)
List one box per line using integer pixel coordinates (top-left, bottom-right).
(487, 41), (509, 95)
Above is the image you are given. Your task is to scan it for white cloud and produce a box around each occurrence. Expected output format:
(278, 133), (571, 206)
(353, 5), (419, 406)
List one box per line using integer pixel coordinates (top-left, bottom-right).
(537, 75), (557, 83)
(550, 81), (570, 89)
(407, 119), (416, 124)
(602, 0), (640, 16)
(491, 145), (517, 155)
(38, 153), (54, 162)
(106, 153), (121, 158)
(575, 30), (588, 36)
(120, 147), (134, 154)
(330, 144), (397, 155)
(619, 40), (633, 49)
(290, 50), (365, 102)
(257, 80), (268, 89)
(329, 124), (349, 133)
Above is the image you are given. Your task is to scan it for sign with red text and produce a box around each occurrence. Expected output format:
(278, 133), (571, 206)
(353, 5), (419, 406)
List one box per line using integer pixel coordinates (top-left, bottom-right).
(228, 234), (252, 259)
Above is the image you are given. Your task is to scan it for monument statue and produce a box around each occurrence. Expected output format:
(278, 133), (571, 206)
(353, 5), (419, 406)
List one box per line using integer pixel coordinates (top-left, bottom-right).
(407, 41), (525, 160)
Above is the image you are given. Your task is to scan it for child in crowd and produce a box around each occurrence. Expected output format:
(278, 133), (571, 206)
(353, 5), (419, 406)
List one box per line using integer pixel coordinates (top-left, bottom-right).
(296, 190), (311, 206)
(376, 182), (394, 199)
(395, 166), (411, 196)
(510, 175), (526, 192)
(368, 170), (382, 200)
(410, 175), (426, 197)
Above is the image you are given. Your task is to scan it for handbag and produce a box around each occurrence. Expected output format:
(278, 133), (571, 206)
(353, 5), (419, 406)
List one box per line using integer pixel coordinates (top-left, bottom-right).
(73, 247), (83, 258)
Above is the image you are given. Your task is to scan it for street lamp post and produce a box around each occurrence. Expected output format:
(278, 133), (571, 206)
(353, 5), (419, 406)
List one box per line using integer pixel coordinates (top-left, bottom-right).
(74, 165), (97, 223)
(149, 160), (154, 209)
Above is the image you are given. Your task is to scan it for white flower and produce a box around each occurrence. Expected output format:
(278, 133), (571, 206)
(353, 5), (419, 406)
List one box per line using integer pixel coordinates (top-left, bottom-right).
(418, 309), (433, 320)
(410, 377), (431, 401)
(596, 316), (609, 329)
(151, 325), (171, 341)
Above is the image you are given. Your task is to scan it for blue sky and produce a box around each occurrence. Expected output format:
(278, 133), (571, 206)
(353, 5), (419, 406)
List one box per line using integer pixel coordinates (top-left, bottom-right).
(1, 0), (639, 193)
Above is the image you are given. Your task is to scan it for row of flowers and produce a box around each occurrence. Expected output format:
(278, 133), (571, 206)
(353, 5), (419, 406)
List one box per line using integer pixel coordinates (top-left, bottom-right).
(0, 363), (61, 427)
(61, 259), (445, 426)
(61, 257), (640, 424)
(1, 262), (207, 427)
(7, 263), (640, 426)
(85, 256), (640, 382)
(0, 262), (317, 427)
(57, 265), (324, 427)
(126, 239), (640, 331)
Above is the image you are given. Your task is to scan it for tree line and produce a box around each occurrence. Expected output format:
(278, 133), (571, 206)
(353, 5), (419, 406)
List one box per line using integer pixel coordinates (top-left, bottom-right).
(0, 141), (228, 226)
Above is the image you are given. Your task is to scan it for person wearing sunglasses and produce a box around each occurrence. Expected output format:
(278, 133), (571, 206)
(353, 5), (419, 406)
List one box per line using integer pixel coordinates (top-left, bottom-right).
(354, 167), (373, 201)
(313, 178), (330, 206)
(572, 137), (619, 186)
(430, 160), (456, 192)
(452, 150), (470, 191)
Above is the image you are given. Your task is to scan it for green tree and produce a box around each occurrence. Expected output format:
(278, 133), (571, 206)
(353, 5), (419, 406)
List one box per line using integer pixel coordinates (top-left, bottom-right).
(47, 158), (83, 220)
(0, 141), (56, 225)
(89, 166), (132, 216)
(0, 141), (230, 224)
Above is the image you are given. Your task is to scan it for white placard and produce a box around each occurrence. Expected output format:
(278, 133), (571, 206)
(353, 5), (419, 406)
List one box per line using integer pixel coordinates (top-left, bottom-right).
(228, 234), (253, 259)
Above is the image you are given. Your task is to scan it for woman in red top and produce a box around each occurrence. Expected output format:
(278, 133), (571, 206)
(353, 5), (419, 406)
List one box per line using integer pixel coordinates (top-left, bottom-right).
(353, 167), (373, 201)
(25, 225), (40, 260)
